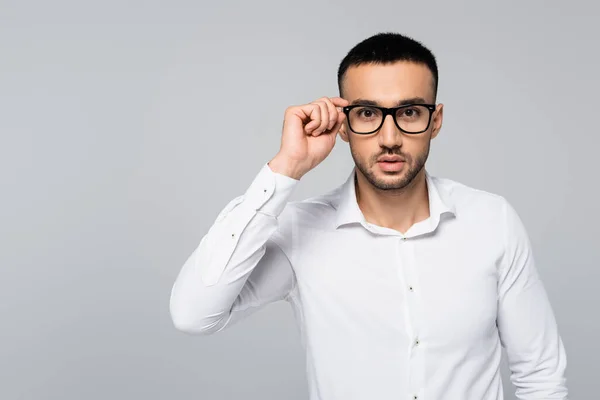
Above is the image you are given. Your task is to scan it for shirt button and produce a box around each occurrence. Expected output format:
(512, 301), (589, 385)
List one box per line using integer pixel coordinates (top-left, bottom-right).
(409, 286), (414, 292)
(415, 338), (420, 346)
(413, 396), (418, 400)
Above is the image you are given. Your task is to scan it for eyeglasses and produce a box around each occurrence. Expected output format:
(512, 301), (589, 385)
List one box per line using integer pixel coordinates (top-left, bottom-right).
(342, 103), (436, 135)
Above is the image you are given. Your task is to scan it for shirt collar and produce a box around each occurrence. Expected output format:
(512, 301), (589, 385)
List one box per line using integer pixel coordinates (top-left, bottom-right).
(334, 167), (456, 230)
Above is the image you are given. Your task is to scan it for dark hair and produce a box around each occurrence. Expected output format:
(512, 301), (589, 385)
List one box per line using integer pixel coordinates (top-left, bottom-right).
(337, 32), (439, 101)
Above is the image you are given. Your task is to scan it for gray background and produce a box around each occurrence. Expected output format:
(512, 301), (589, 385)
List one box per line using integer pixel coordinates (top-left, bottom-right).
(1, 0), (598, 399)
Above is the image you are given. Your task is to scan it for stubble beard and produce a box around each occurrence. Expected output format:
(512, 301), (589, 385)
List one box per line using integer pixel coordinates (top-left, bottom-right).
(351, 141), (430, 192)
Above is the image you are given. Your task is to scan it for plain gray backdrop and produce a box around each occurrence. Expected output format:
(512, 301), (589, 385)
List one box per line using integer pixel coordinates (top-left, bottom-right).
(1, 0), (598, 399)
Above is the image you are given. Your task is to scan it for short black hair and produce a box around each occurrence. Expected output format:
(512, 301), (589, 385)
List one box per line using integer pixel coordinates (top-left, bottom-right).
(337, 32), (439, 101)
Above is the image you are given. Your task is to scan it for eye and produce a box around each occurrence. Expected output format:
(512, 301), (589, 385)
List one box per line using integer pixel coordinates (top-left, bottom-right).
(396, 107), (425, 120)
(357, 108), (374, 118)
(357, 107), (378, 118)
(402, 108), (420, 117)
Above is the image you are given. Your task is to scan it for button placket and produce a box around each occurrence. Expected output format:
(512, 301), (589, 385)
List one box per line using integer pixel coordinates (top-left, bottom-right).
(401, 237), (419, 340)
(401, 238), (425, 399)
(396, 236), (414, 338)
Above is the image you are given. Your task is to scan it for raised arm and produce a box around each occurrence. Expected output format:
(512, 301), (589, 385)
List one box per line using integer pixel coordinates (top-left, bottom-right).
(169, 162), (299, 334)
(169, 95), (349, 335)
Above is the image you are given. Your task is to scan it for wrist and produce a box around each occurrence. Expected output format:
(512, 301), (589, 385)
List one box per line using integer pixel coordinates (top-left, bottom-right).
(268, 154), (306, 180)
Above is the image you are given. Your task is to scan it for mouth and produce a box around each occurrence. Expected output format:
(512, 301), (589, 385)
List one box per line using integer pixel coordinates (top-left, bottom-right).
(377, 155), (405, 162)
(377, 159), (405, 172)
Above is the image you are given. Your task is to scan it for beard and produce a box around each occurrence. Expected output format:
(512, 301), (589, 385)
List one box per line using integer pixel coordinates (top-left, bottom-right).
(350, 141), (430, 191)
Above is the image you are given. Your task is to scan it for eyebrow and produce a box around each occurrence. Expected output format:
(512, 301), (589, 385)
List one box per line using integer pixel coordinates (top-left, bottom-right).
(350, 97), (430, 106)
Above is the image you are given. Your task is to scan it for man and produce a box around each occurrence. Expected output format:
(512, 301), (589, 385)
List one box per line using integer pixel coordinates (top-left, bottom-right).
(169, 32), (568, 399)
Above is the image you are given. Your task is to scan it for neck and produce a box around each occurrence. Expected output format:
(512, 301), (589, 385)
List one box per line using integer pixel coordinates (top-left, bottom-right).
(355, 168), (430, 235)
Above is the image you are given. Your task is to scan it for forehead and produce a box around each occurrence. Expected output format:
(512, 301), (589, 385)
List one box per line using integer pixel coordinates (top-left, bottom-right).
(342, 61), (435, 104)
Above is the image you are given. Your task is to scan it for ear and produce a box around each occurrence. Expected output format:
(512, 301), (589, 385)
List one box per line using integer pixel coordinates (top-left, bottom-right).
(338, 121), (350, 143)
(430, 103), (444, 140)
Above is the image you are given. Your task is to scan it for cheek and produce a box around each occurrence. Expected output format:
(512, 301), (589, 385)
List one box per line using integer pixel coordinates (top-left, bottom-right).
(350, 138), (379, 163)
(404, 137), (431, 158)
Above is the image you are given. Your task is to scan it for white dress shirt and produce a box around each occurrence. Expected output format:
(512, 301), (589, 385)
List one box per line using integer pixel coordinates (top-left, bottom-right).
(170, 162), (568, 400)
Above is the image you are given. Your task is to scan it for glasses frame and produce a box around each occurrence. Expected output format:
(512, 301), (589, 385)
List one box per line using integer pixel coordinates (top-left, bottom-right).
(342, 103), (437, 135)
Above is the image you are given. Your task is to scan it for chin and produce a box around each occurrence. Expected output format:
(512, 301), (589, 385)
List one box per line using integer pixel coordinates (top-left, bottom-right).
(368, 172), (407, 190)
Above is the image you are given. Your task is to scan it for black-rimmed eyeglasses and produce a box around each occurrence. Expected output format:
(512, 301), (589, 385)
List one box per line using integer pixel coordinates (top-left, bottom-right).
(342, 103), (436, 135)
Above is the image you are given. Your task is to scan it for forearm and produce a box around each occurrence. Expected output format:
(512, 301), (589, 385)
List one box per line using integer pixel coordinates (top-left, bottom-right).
(169, 162), (298, 334)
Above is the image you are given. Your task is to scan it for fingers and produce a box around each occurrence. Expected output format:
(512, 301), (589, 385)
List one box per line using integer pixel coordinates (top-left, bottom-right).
(329, 108), (346, 135)
(310, 99), (329, 136)
(323, 97), (338, 131)
(330, 96), (349, 107)
(302, 96), (349, 137)
(304, 104), (321, 134)
(310, 97), (348, 136)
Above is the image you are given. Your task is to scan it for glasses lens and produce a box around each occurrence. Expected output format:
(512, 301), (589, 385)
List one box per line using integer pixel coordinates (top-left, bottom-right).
(348, 105), (431, 134)
(348, 106), (383, 134)
(395, 105), (431, 133)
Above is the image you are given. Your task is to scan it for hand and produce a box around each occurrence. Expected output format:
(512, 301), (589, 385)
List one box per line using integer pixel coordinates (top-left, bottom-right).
(269, 96), (349, 180)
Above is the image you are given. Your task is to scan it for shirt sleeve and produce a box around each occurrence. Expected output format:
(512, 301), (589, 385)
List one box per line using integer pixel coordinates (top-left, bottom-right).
(497, 198), (568, 399)
(169, 162), (300, 334)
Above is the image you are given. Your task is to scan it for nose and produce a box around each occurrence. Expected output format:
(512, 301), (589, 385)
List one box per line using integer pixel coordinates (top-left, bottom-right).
(378, 113), (403, 148)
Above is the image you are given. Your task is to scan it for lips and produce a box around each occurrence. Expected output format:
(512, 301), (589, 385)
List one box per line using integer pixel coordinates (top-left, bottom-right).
(377, 155), (405, 163)
(377, 157), (405, 172)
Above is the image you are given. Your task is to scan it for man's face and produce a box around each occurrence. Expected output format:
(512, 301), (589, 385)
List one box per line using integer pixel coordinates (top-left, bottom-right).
(339, 61), (443, 191)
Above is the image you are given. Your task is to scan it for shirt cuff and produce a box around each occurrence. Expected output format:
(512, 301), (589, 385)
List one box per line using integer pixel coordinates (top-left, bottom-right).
(242, 162), (299, 217)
